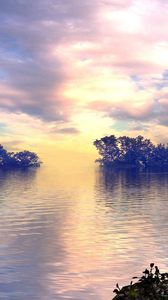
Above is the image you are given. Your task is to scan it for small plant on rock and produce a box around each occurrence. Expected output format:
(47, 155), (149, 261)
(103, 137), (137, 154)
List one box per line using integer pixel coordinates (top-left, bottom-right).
(113, 263), (168, 299)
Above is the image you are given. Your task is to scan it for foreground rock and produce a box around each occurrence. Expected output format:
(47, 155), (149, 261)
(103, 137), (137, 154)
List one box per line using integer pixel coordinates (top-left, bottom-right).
(112, 264), (168, 300)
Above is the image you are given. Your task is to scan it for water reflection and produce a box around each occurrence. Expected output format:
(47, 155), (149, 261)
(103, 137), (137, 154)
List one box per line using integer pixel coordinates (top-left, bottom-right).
(95, 168), (168, 285)
(0, 164), (168, 299)
(96, 168), (168, 219)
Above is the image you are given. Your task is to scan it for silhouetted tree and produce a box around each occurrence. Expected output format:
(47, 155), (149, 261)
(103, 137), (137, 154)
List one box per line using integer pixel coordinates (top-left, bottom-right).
(0, 145), (41, 169)
(94, 135), (168, 170)
(13, 151), (40, 168)
(0, 145), (9, 168)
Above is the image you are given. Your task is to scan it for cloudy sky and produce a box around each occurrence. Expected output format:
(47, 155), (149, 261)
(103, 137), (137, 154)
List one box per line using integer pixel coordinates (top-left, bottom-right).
(1, 0), (168, 157)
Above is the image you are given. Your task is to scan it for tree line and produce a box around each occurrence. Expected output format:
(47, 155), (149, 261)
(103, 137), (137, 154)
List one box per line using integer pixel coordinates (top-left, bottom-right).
(0, 144), (41, 169)
(94, 135), (168, 170)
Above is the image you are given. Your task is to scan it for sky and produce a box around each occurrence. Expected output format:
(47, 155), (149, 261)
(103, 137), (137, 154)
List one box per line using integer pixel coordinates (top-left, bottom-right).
(1, 0), (168, 159)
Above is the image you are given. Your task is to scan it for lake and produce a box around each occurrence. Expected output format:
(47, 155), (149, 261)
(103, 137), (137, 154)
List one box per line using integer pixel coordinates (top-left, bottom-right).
(0, 157), (168, 299)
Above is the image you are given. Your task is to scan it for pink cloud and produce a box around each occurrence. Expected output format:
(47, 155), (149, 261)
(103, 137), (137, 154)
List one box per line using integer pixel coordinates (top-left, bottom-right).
(88, 99), (154, 120)
(1, 0), (168, 140)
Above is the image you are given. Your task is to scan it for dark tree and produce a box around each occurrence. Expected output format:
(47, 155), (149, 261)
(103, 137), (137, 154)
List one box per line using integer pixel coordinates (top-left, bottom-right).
(94, 135), (168, 170)
(0, 145), (9, 168)
(13, 151), (40, 168)
(0, 145), (41, 169)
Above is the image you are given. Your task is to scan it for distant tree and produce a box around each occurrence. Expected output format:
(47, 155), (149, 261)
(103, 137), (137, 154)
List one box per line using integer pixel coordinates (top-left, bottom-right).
(0, 145), (41, 169)
(0, 145), (9, 168)
(94, 135), (168, 170)
(13, 151), (40, 168)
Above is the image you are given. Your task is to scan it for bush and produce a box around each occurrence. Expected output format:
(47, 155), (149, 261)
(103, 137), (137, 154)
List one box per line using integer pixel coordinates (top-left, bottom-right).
(94, 135), (168, 170)
(0, 144), (41, 169)
(113, 264), (168, 300)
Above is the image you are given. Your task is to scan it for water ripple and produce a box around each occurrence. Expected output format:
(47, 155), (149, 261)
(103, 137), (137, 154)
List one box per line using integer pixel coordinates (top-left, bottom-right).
(0, 167), (168, 299)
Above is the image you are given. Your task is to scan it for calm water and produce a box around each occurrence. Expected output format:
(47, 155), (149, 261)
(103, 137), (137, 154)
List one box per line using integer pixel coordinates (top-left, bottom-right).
(0, 159), (168, 299)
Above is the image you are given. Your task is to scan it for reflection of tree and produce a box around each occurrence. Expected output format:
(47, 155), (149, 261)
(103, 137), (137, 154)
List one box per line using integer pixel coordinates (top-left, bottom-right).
(95, 167), (168, 279)
(95, 166), (168, 210)
(0, 166), (69, 300)
(95, 166), (168, 253)
(0, 167), (38, 192)
(0, 144), (41, 169)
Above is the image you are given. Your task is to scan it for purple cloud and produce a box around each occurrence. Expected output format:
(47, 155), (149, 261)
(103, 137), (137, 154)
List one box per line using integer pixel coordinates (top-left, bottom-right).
(1, 0), (168, 140)
(0, 0), (102, 122)
(51, 127), (80, 135)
